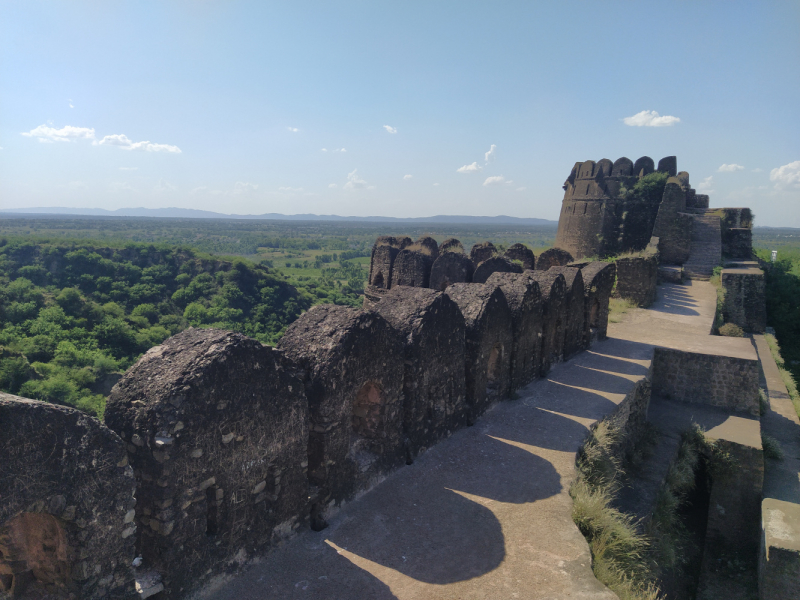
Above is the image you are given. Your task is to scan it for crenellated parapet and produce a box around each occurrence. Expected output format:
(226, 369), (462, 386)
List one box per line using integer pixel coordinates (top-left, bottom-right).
(0, 252), (615, 599)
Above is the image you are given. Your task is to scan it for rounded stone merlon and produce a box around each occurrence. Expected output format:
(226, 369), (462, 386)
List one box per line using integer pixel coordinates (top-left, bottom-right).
(439, 238), (465, 254)
(470, 242), (497, 267)
(612, 157), (633, 177)
(633, 156), (655, 177)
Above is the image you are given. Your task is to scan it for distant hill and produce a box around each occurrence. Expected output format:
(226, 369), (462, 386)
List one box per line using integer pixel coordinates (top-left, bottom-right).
(0, 206), (556, 225)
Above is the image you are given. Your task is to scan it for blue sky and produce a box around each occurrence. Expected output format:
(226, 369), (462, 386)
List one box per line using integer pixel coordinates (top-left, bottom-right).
(2, 1), (799, 224)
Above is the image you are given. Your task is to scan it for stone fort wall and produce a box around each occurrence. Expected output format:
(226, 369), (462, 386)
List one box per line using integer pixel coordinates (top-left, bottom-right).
(0, 236), (616, 600)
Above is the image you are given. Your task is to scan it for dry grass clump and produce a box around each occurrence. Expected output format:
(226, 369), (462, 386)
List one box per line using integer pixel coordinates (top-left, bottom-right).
(570, 421), (663, 600)
(718, 323), (745, 337)
(609, 298), (638, 323)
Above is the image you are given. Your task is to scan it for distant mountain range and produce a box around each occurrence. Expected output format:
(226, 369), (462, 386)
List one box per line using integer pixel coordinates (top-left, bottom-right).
(0, 206), (557, 225)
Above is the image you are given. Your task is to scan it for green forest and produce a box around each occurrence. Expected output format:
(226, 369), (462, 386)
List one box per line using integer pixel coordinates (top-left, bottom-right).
(0, 217), (558, 419)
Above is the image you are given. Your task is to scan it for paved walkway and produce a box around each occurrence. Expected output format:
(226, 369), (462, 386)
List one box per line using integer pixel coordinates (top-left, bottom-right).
(197, 281), (747, 600)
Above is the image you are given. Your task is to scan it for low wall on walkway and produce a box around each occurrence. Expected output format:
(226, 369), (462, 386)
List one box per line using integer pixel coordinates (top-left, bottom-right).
(614, 254), (659, 307)
(651, 347), (760, 414)
(721, 268), (766, 333)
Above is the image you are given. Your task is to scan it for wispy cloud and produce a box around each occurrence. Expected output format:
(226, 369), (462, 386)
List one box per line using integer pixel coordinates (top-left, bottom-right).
(752, 168), (763, 173)
(457, 162), (481, 173)
(623, 110), (680, 127)
(433, 183), (440, 187)
(155, 179), (177, 192)
(383, 125), (397, 134)
(718, 163), (745, 172)
(344, 169), (373, 190)
(278, 186), (303, 193)
(109, 181), (135, 192)
(96, 134), (181, 153)
(287, 127), (299, 133)
(68, 99), (74, 109)
(403, 174), (413, 180)
(234, 182), (259, 194)
(485, 144), (496, 163)
(697, 176), (714, 193)
(328, 183), (338, 189)
(770, 161), (800, 188)
(321, 148), (328, 152)
(22, 124), (95, 143)
(337, 148), (347, 153)
(516, 187), (527, 191)
(483, 175), (506, 186)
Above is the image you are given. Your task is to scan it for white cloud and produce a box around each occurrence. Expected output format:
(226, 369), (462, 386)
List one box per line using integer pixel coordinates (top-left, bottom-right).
(383, 125), (397, 134)
(328, 183), (338, 188)
(403, 174), (413, 180)
(337, 148), (347, 153)
(96, 134), (181, 153)
(457, 162), (482, 173)
(752, 168), (763, 173)
(287, 127), (299, 133)
(770, 161), (800, 188)
(321, 148), (328, 152)
(191, 186), (209, 194)
(622, 110), (680, 127)
(234, 182), (259, 194)
(68, 99), (74, 109)
(697, 176), (714, 193)
(344, 169), (369, 190)
(433, 183), (440, 186)
(483, 175), (506, 186)
(516, 187), (527, 192)
(718, 163), (745, 172)
(485, 144), (496, 163)
(22, 124), (95, 143)
(119, 167), (138, 171)
(278, 186), (304, 193)
(155, 179), (177, 192)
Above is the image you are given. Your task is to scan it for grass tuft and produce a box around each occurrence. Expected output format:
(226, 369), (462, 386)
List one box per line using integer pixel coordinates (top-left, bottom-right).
(765, 333), (800, 419)
(762, 434), (784, 460)
(609, 298), (638, 323)
(718, 323), (745, 337)
(570, 421), (662, 599)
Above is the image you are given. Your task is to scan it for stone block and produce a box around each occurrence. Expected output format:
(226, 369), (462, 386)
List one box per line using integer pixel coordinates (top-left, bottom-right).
(722, 268), (766, 333)
(0, 393), (137, 599)
(372, 287), (468, 461)
(536, 248), (574, 271)
(392, 249), (433, 288)
(472, 256), (522, 284)
(614, 255), (658, 307)
(106, 328), (308, 596)
(760, 498), (800, 600)
(484, 272), (543, 390)
(579, 261), (616, 343)
(445, 283), (513, 423)
(548, 267), (585, 359)
(430, 251), (474, 291)
(528, 271), (568, 374)
(469, 242), (497, 267)
(503, 243), (535, 270)
(278, 306), (405, 513)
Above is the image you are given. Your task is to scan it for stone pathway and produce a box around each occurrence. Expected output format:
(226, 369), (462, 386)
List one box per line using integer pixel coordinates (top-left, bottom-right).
(197, 281), (749, 600)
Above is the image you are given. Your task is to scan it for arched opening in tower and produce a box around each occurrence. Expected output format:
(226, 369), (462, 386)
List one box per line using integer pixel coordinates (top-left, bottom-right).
(372, 272), (385, 289)
(0, 512), (71, 598)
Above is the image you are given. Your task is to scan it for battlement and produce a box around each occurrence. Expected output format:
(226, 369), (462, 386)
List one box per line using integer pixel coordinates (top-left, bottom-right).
(0, 250), (615, 599)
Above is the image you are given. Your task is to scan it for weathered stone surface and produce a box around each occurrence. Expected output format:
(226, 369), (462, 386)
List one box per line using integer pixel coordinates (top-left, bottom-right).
(392, 249), (433, 288)
(722, 268), (766, 333)
(579, 261), (616, 343)
(369, 245), (399, 289)
(760, 498), (800, 600)
(484, 272), (543, 390)
(527, 271), (567, 374)
(651, 347), (760, 414)
(611, 156), (633, 177)
(278, 306), (404, 517)
(615, 254), (659, 307)
(536, 248), (574, 271)
(429, 252), (474, 291)
(548, 267), (585, 359)
(657, 155), (677, 176)
(372, 288), (468, 461)
(633, 156), (654, 176)
(1, 393), (136, 599)
(445, 284), (513, 423)
(469, 242), (496, 267)
(653, 182), (692, 264)
(105, 328), (308, 597)
(472, 256), (522, 284)
(439, 238), (464, 254)
(411, 236), (439, 260)
(503, 243), (535, 270)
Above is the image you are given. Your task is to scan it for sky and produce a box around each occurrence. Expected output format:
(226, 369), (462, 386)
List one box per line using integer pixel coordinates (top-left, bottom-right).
(1, 1), (799, 225)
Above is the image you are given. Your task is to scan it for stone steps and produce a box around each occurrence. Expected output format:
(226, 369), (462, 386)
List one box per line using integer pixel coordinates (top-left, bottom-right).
(684, 215), (722, 280)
